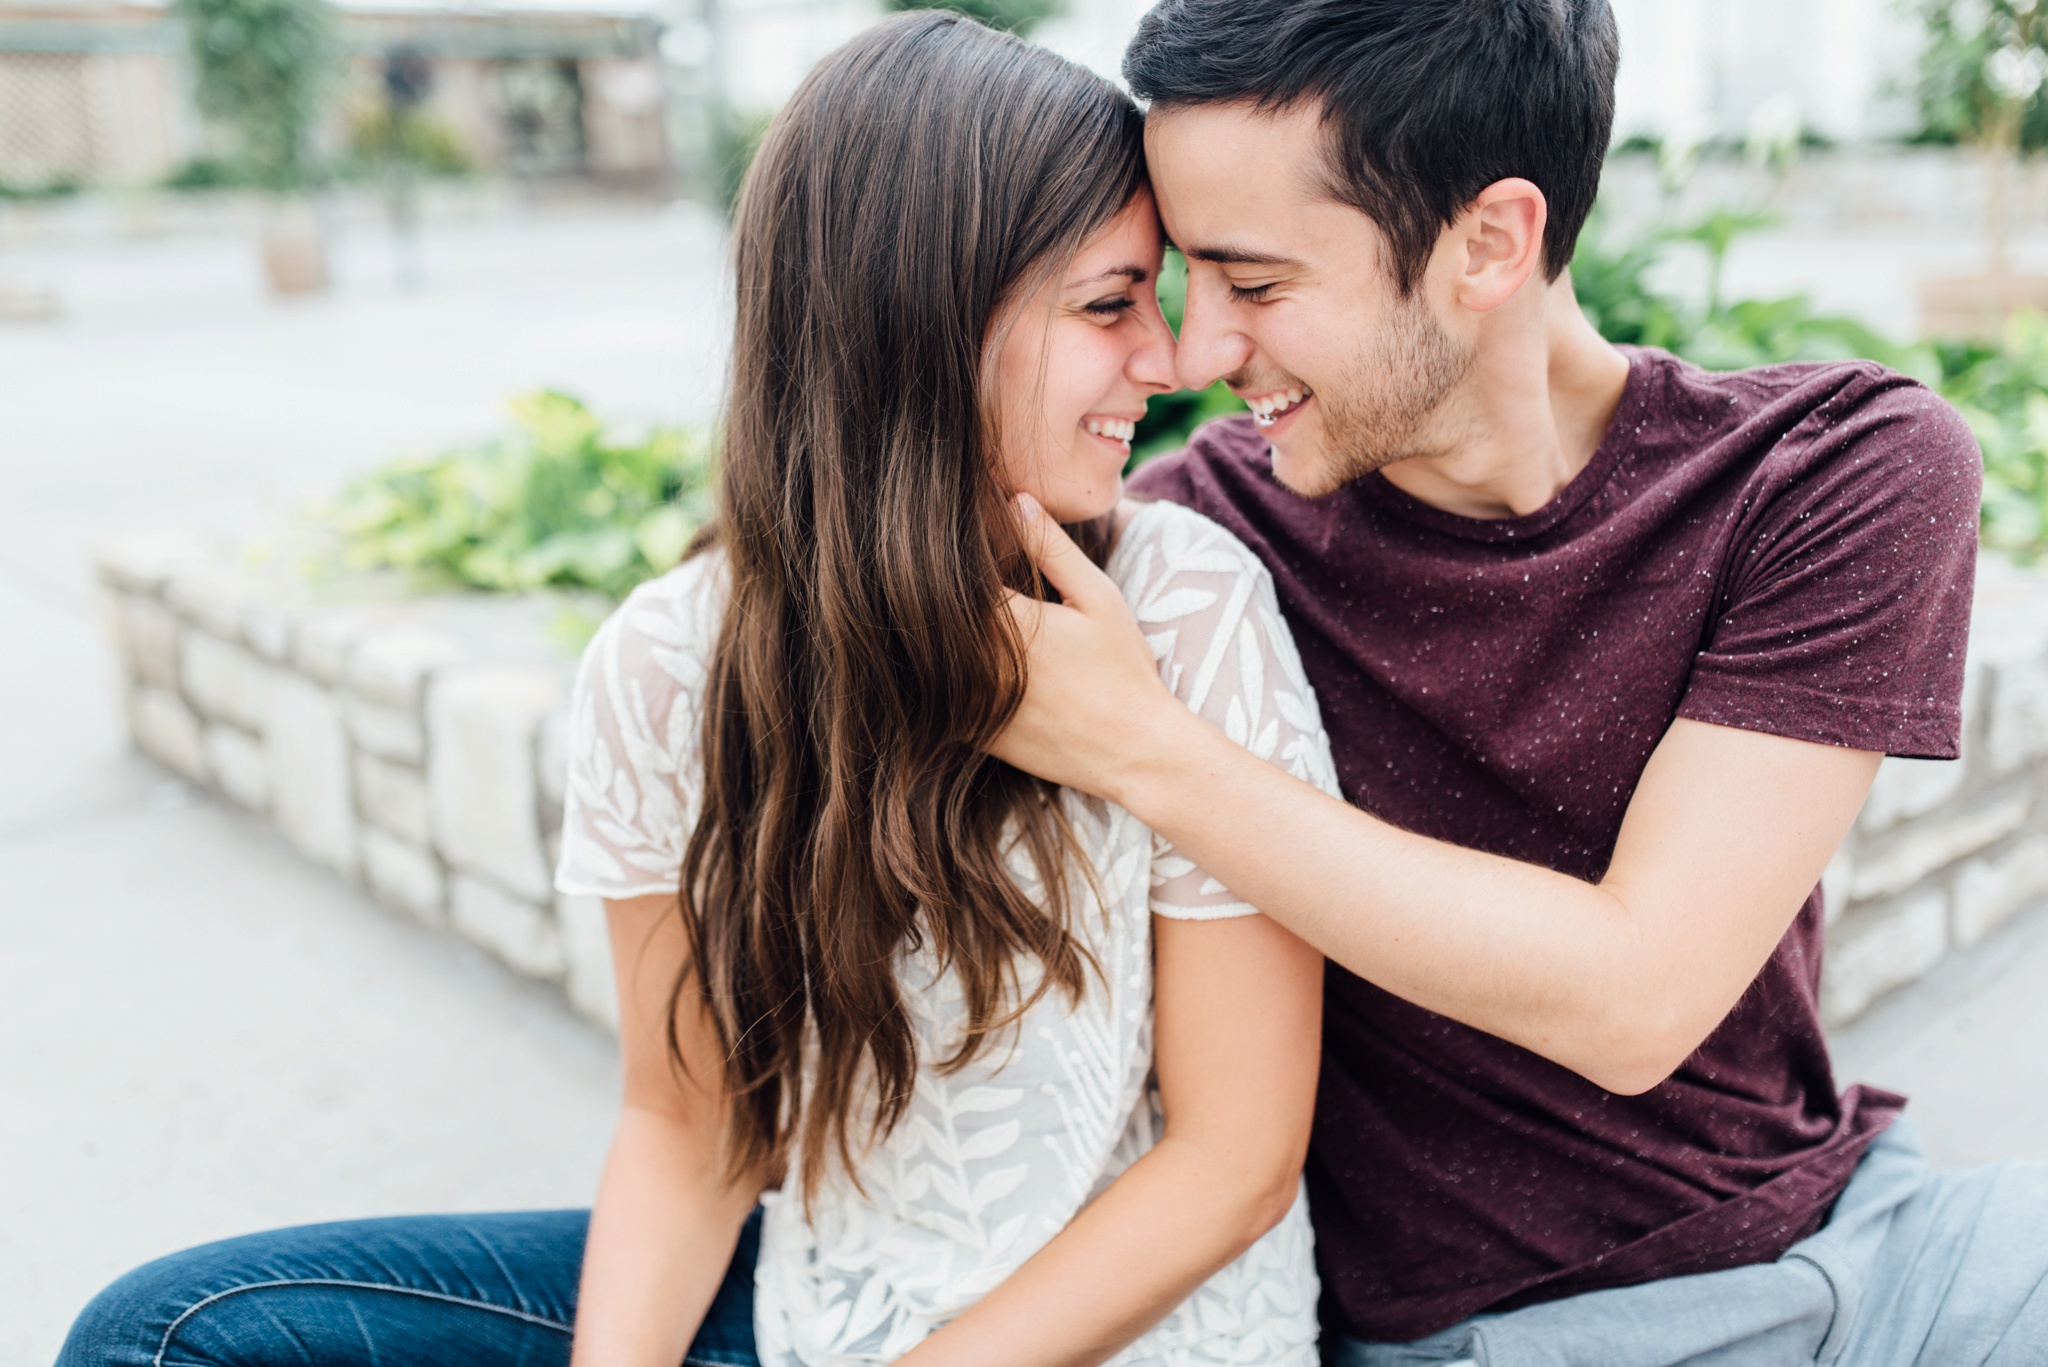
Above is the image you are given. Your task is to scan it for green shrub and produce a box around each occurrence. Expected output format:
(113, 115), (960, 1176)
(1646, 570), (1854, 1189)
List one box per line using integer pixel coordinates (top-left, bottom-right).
(344, 106), (474, 179)
(0, 175), (83, 200)
(328, 391), (714, 599)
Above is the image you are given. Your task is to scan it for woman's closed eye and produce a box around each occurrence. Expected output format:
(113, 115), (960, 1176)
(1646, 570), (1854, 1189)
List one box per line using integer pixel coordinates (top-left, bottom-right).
(1227, 281), (1278, 304)
(1083, 294), (1139, 319)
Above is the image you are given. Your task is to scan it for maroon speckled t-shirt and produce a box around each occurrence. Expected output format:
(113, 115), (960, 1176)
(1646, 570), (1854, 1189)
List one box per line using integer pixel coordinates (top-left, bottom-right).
(1127, 348), (1981, 1342)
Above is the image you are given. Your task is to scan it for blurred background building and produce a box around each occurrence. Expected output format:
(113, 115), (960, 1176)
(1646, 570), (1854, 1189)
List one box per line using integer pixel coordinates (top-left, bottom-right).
(0, 0), (1939, 202)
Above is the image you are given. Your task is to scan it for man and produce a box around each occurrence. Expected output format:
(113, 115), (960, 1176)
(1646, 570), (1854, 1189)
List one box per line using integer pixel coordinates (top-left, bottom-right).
(995, 2), (2041, 1362)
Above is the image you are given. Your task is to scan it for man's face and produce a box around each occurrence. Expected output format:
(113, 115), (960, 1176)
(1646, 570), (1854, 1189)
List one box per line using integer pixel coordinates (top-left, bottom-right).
(1146, 102), (1473, 497)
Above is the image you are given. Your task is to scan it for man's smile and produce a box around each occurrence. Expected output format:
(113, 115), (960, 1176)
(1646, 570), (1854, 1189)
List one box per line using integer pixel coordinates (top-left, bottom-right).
(1243, 385), (1313, 431)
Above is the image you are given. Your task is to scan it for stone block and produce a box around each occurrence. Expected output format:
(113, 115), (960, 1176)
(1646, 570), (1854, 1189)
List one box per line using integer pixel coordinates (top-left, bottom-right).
(452, 875), (566, 979)
(204, 725), (269, 812)
(118, 595), (182, 692)
(535, 702), (570, 843)
(1849, 792), (2030, 902)
(355, 753), (430, 843)
(243, 603), (294, 663)
(348, 627), (466, 709)
(1953, 835), (2048, 948)
(362, 830), (447, 926)
(1857, 757), (1966, 835)
(1986, 659), (2048, 776)
(93, 527), (211, 593)
(429, 666), (565, 902)
(130, 686), (206, 780)
(1823, 890), (1949, 1025)
(165, 566), (253, 642)
(557, 893), (618, 1031)
(266, 676), (357, 878)
(1821, 846), (1855, 925)
(180, 633), (274, 733)
(348, 698), (427, 763)
(293, 611), (366, 686)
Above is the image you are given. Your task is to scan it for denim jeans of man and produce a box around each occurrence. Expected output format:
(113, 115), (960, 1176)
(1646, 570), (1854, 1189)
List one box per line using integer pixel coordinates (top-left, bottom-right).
(54, 1207), (761, 1367)
(1333, 1118), (2048, 1367)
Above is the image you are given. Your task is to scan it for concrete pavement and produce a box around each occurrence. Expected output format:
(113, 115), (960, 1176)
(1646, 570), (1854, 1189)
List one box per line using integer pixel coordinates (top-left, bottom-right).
(0, 202), (721, 1365)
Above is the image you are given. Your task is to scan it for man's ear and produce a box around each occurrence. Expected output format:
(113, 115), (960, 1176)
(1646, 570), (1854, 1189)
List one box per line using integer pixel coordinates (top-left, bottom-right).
(1449, 178), (1547, 314)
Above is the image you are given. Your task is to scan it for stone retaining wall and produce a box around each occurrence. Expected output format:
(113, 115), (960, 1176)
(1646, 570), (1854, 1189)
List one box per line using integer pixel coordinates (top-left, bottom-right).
(96, 528), (618, 1030)
(95, 530), (2048, 1033)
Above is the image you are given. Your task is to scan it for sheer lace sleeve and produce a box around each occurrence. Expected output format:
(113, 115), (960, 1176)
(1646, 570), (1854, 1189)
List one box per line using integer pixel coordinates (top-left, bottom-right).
(1109, 503), (1343, 921)
(553, 556), (724, 901)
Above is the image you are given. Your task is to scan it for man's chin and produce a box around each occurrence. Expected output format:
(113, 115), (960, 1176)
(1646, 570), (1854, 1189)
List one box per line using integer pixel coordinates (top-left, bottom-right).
(1266, 438), (1351, 500)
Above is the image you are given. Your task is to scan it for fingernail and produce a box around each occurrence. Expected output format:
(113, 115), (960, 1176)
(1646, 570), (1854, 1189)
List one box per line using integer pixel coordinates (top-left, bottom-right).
(1015, 493), (1043, 523)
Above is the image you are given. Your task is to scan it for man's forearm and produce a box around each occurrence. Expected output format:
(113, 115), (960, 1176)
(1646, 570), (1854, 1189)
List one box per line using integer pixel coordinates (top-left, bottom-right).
(1112, 703), (1669, 1089)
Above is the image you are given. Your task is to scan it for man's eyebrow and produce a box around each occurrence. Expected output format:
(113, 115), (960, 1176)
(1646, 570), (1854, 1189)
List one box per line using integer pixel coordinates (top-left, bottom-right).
(1066, 265), (1152, 288)
(1182, 245), (1301, 268)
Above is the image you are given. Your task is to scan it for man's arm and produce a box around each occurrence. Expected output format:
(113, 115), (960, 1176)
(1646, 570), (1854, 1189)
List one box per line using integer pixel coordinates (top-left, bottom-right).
(994, 498), (1881, 1095)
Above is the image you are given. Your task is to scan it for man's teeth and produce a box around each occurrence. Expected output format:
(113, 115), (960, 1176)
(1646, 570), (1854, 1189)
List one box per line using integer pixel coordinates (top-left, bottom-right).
(1084, 418), (1136, 444)
(1249, 388), (1311, 427)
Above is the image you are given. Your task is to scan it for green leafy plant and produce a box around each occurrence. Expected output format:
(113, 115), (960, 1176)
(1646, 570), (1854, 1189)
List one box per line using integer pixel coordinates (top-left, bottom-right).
(344, 106), (474, 179)
(329, 392), (715, 599)
(1929, 313), (2048, 554)
(885, 0), (1064, 35)
(174, 0), (337, 191)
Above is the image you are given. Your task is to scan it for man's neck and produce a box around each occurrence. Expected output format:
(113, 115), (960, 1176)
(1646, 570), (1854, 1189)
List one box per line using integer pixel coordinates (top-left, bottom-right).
(1377, 275), (1630, 520)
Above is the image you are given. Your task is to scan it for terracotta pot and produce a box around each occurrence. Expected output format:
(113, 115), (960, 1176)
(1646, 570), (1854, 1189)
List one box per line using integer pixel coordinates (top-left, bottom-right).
(1918, 273), (2048, 340)
(260, 197), (329, 296)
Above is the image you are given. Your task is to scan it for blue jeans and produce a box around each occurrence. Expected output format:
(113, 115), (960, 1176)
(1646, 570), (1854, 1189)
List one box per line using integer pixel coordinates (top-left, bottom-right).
(54, 1208), (761, 1367)
(1333, 1119), (2048, 1367)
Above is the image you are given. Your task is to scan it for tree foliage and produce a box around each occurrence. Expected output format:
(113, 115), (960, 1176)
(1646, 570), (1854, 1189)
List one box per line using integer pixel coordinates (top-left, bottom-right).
(883, 0), (1065, 36)
(1911, 0), (2048, 150)
(174, 0), (336, 189)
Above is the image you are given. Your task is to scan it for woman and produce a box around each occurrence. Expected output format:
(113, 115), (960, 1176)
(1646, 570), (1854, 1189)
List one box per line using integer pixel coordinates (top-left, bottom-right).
(57, 14), (1339, 1367)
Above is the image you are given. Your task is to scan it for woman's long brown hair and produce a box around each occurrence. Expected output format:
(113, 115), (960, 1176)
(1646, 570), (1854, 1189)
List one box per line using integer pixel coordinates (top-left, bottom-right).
(677, 12), (1147, 1196)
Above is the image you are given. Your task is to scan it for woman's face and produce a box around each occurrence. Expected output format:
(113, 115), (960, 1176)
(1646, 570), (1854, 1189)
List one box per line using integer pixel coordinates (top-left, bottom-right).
(994, 190), (1177, 523)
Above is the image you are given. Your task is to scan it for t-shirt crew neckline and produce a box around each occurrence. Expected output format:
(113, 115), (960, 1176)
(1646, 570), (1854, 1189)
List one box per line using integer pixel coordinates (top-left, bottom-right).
(1349, 348), (1648, 543)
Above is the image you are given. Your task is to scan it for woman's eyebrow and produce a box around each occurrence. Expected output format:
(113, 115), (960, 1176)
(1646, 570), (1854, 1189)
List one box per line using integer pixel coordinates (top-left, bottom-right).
(1066, 265), (1152, 288)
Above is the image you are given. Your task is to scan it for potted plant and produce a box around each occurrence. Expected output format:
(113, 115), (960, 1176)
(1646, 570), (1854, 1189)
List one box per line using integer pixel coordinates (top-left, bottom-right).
(175, 0), (338, 295)
(1913, 0), (2048, 337)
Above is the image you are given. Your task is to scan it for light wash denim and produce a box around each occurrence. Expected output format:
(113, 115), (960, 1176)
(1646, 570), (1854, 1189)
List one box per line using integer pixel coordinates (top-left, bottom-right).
(54, 1207), (760, 1367)
(1334, 1118), (2048, 1367)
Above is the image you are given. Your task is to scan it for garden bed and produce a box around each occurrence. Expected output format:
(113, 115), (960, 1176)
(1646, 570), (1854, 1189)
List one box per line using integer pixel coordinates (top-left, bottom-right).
(93, 527), (2048, 1033)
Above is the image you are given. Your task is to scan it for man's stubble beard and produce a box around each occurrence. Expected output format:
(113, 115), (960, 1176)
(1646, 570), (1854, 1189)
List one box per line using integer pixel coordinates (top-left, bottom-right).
(1285, 289), (1475, 498)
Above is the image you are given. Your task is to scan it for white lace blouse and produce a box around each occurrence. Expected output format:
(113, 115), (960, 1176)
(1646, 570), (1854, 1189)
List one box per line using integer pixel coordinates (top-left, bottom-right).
(555, 500), (1342, 1367)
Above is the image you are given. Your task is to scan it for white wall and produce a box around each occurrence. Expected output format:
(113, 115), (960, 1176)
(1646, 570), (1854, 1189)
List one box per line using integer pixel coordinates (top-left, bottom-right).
(1608, 0), (1923, 145)
(711, 0), (1932, 145)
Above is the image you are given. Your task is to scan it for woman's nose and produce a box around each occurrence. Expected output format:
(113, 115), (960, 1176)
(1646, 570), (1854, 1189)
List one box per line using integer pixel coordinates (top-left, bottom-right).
(1128, 305), (1179, 393)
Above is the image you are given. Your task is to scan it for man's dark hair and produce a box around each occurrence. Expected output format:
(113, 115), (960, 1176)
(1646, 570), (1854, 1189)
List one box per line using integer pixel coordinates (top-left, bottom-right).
(1125, 0), (1619, 293)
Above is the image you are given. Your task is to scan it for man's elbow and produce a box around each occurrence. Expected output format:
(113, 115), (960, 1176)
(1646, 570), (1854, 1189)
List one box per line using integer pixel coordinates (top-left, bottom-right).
(1570, 1003), (1713, 1097)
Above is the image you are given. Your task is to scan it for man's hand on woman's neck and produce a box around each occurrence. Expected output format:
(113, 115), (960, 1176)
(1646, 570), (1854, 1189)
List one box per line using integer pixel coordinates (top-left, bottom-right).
(1376, 271), (1631, 521)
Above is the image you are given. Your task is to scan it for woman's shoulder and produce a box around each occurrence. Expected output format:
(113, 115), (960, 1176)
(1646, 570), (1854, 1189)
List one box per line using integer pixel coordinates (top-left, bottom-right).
(1106, 496), (1275, 600)
(581, 551), (728, 689)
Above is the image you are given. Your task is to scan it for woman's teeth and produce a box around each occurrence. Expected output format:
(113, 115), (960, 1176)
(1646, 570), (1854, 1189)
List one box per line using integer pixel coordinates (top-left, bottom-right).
(1249, 387), (1311, 428)
(1084, 417), (1136, 447)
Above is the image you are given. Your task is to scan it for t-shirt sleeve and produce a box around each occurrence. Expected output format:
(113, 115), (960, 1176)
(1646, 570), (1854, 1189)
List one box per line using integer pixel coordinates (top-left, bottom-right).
(1677, 371), (1981, 760)
(553, 564), (719, 900)
(1116, 507), (1345, 921)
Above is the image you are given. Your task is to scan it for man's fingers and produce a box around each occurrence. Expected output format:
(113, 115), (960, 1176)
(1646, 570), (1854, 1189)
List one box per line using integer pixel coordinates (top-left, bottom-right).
(1014, 493), (1122, 612)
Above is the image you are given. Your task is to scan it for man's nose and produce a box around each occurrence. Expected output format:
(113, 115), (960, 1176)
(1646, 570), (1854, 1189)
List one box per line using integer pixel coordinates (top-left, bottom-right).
(1174, 283), (1254, 393)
